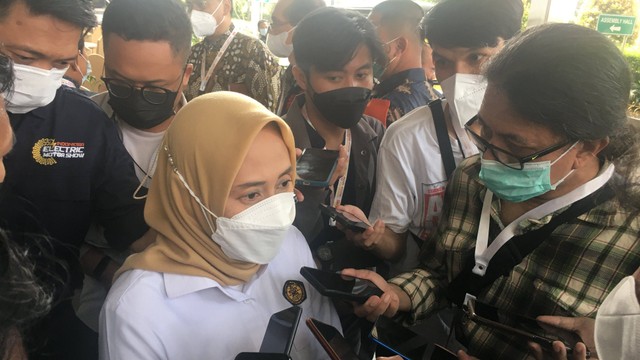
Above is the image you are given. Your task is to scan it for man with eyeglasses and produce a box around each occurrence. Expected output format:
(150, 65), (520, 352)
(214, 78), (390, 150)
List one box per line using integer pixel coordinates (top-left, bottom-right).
(75, 0), (193, 333)
(0, 0), (149, 358)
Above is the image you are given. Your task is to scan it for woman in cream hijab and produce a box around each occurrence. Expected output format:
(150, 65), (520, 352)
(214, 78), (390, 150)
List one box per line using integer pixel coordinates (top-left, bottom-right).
(99, 92), (340, 360)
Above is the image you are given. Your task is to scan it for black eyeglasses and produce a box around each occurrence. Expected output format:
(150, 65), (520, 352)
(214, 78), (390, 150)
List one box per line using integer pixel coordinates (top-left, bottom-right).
(465, 115), (571, 170)
(101, 77), (178, 105)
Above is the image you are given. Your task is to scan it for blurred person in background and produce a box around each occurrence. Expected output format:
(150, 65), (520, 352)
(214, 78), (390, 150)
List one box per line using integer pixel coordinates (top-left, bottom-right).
(268, 0), (326, 116)
(368, 0), (436, 126)
(186, 0), (281, 112)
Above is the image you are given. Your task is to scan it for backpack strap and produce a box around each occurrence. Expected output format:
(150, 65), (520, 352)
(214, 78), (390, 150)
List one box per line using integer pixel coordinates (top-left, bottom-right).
(429, 99), (456, 180)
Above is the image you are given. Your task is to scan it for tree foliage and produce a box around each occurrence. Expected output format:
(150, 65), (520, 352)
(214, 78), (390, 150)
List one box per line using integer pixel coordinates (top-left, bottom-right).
(578, 0), (638, 45)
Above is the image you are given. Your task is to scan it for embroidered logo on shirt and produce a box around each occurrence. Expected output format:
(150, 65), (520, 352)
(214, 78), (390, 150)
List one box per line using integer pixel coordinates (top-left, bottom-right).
(32, 138), (85, 165)
(283, 280), (306, 306)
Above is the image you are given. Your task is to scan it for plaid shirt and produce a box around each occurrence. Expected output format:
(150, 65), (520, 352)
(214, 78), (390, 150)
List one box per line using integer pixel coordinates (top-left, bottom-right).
(389, 156), (640, 359)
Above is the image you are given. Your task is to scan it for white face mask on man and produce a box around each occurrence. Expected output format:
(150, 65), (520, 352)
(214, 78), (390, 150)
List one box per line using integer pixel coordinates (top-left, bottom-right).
(440, 73), (487, 127)
(595, 275), (640, 360)
(266, 28), (294, 58)
(190, 0), (225, 38)
(3, 63), (67, 114)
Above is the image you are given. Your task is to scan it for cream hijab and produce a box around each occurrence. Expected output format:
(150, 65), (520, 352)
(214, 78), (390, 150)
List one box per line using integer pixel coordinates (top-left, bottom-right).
(116, 92), (296, 286)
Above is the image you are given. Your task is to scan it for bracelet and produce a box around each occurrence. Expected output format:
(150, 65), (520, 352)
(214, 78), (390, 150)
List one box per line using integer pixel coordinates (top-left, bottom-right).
(92, 255), (112, 279)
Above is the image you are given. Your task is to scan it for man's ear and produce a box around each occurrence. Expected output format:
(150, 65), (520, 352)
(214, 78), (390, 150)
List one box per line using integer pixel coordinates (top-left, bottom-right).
(574, 137), (610, 167)
(292, 65), (308, 92)
(396, 36), (408, 53)
(182, 63), (194, 88)
(224, 0), (232, 16)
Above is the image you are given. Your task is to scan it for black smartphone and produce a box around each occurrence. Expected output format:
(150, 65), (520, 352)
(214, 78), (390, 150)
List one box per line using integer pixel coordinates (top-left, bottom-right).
(306, 318), (360, 360)
(318, 204), (370, 233)
(235, 352), (291, 360)
(234, 353), (291, 360)
(259, 306), (303, 355)
(463, 298), (586, 356)
(296, 148), (340, 187)
(300, 266), (383, 304)
(369, 317), (431, 360)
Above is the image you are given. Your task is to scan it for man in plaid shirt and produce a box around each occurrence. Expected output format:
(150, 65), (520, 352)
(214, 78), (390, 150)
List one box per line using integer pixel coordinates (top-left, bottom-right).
(345, 23), (640, 360)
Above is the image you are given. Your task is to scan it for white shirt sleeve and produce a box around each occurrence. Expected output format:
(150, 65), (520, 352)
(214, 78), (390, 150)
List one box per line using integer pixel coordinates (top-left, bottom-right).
(99, 278), (165, 360)
(369, 129), (417, 235)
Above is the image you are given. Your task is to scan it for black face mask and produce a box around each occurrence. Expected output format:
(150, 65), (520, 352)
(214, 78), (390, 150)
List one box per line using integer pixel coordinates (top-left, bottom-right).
(310, 86), (372, 129)
(108, 89), (179, 130)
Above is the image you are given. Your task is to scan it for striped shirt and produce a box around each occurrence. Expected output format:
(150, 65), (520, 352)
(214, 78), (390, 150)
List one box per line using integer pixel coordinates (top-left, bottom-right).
(389, 156), (640, 359)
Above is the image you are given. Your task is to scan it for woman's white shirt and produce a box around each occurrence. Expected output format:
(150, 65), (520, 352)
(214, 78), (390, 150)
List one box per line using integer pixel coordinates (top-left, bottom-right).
(99, 226), (340, 360)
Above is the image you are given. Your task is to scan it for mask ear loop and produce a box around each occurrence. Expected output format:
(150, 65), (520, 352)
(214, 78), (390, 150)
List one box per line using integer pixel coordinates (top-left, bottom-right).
(164, 145), (219, 234)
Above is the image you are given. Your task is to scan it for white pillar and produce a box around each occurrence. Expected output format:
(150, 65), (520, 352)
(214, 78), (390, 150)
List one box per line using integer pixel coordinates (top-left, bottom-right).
(527, 0), (552, 27)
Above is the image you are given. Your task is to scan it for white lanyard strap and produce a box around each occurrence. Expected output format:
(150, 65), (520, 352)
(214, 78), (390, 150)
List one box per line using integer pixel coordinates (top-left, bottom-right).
(473, 164), (615, 276)
(331, 129), (352, 208)
(199, 29), (238, 92)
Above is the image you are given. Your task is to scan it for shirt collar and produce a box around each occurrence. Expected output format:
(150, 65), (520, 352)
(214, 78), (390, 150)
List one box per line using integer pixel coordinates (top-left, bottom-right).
(373, 68), (426, 97)
(204, 23), (235, 48)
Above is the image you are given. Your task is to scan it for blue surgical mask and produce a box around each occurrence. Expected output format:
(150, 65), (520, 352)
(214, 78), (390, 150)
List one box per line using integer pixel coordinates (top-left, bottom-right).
(479, 142), (579, 202)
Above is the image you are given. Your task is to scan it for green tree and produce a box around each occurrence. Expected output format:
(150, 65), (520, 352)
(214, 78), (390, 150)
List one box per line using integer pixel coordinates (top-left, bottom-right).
(578, 0), (637, 45)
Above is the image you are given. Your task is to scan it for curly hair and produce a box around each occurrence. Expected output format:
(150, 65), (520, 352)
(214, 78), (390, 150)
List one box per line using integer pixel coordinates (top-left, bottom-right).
(0, 230), (54, 358)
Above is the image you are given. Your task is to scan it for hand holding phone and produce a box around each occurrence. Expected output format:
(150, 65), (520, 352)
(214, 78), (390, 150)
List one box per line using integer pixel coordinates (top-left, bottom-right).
(462, 298), (588, 357)
(319, 204), (370, 233)
(300, 266), (383, 303)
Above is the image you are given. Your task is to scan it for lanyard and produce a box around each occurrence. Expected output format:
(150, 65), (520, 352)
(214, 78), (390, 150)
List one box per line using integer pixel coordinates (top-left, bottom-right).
(199, 29), (238, 92)
(473, 164), (615, 276)
(331, 129), (352, 208)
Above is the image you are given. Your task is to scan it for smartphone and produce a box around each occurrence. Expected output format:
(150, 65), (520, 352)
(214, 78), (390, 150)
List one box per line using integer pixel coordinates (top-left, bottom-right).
(259, 306), (303, 355)
(296, 148), (339, 187)
(369, 317), (430, 360)
(306, 318), (360, 360)
(463, 298), (586, 356)
(430, 345), (457, 360)
(234, 353), (291, 360)
(300, 266), (383, 304)
(319, 204), (370, 233)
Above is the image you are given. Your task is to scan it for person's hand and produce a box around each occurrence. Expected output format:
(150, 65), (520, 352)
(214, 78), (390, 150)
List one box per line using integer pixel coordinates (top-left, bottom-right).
(536, 316), (595, 353)
(340, 268), (403, 322)
(528, 341), (592, 360)
(329, 145), (348, 186)
(528, 315), (596, 360)
(335, 205), (385, 250)
(457, 350), (480, 360)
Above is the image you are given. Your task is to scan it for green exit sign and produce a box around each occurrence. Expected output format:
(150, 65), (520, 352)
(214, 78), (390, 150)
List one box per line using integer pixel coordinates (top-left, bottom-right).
(597, 14), (636, 36)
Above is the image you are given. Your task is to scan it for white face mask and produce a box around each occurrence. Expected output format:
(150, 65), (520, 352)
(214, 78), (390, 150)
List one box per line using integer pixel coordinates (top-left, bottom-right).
(266, 28), (294, 58)
(259, 28), (268, 37)
(167, 147), (295, 264)
(440, 73), (487, 127)
(208, 192), (296, 264)
(190, 1), (224, 38)
(595, 275), (640, 360)
(3, 63), (67, 114)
